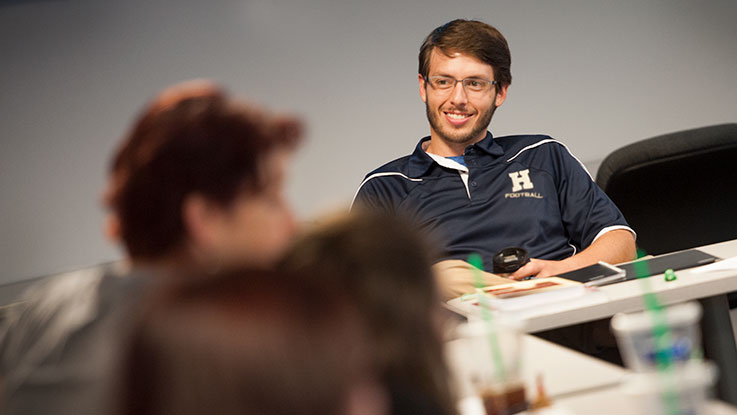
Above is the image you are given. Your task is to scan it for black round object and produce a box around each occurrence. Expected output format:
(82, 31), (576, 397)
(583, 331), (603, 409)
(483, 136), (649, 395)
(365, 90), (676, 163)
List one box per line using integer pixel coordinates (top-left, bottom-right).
(492, 247), (529, 274)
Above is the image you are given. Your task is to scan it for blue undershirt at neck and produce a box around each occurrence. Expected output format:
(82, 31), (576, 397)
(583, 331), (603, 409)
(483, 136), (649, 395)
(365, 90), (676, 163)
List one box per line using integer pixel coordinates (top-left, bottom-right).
(446, 155), (467, 167)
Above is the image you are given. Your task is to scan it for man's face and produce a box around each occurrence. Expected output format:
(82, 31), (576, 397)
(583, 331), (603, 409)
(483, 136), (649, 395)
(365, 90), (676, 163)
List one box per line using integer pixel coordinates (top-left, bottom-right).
(419, 49), (508, 149)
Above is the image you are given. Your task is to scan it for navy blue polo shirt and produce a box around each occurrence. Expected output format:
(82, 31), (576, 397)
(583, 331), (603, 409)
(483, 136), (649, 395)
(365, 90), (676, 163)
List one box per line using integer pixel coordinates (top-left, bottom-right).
(352, 132), (634, 270)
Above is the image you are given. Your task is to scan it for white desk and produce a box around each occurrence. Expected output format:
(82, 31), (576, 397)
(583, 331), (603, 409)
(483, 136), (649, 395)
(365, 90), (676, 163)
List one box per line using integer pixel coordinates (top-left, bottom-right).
(522, 335), (625, 398)
(448, 239), (737, 405)
(461, 393), (737, 415)
(473, 240), (737, 332)
(454, 334), (737, 415)
(447, 334), (626, 401)
(553, 387), (737, 415)
(450, 333), (625, 414)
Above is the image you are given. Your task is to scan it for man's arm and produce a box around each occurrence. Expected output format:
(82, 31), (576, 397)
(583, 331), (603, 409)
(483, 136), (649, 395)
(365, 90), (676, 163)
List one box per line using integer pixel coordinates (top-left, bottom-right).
(509, 229), (636, 280)
(433, 259), (513, 300)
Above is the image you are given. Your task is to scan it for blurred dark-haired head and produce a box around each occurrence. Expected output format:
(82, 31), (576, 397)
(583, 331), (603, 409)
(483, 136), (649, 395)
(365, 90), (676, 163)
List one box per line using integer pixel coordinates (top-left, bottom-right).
(120, 268), (387, 415)
(104, 80), (301, 270)
(281, 210), (455, 414)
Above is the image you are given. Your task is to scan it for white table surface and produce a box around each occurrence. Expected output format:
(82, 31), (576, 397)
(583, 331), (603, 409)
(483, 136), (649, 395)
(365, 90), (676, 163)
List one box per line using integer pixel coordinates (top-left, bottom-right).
(552, 386), (737, 415)
(460, 392), (737, 415)
(522, 335), (625, 398)
(447, 333), (626, 403)
(454, 334), (737, 415)
(448, 239), (737, 333)
(450, 240), (737, 411)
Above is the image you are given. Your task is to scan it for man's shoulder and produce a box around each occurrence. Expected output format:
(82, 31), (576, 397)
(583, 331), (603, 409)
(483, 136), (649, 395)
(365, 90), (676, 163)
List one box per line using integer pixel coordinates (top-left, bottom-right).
(357, 154), (424, 192)
(363, 154), (413, 177)
(352, 153), (424, 209)
(494, 134), (582, 166)
(495, 134), (593, 183)
(494, 134), (560, 156)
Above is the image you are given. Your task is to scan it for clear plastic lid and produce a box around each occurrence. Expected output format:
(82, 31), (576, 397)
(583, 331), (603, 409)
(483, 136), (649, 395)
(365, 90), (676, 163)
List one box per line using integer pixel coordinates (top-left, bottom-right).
(611, 301), (702, 334)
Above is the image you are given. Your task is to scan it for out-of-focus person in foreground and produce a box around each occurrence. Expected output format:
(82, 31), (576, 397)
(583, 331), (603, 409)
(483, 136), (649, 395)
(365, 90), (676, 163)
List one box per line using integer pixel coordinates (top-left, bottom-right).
(0, 80), (301, 414)
(119, 269), (388, 415)
(281, 210), (456, 415)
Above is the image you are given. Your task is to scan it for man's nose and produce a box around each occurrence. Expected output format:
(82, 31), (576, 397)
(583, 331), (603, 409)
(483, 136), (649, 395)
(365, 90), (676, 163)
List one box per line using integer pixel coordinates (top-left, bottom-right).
(449, 81), (468, 106)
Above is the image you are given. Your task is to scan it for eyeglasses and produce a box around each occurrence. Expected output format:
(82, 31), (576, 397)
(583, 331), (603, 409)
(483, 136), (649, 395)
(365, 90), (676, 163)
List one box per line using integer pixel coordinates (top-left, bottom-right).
(424, 76), (497, 94)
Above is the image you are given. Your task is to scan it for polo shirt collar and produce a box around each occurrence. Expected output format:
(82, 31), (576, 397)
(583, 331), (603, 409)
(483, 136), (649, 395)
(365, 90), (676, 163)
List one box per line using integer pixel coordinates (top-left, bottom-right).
(408, 132), (504, 176)
(408, 136), (435, 177)
(472, 131), (505, 157)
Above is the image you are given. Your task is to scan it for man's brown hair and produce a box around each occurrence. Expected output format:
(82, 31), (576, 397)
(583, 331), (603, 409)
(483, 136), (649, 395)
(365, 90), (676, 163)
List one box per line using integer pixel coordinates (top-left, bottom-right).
(419, 19), (512, 92)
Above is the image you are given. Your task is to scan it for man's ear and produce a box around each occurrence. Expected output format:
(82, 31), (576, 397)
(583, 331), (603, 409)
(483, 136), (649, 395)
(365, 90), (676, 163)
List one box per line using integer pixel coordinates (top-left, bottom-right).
(495, 83), (509, 107)
(182, 194), (223, 250)
(418, 74), (428, 104)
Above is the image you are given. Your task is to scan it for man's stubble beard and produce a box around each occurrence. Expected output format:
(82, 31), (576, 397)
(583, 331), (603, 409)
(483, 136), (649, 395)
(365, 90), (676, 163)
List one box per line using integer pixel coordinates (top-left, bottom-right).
(425, 101), (496, 147)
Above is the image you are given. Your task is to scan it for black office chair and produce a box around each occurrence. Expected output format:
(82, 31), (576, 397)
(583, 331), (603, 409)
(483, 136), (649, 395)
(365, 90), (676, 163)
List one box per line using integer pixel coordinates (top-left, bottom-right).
(596, 123), (737, 256)
(596, 123), (737, 405)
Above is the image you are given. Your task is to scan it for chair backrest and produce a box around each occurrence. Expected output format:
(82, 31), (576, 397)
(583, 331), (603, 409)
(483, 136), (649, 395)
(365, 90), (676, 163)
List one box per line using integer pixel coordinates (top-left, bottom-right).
(596, 123), (737, 256)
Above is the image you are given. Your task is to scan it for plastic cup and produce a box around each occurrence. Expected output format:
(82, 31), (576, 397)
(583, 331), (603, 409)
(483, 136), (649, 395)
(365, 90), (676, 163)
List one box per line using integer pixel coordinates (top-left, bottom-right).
(445, 320), (527, 415)
(620, 360), (717, 415)
(610, 301), (702, 371)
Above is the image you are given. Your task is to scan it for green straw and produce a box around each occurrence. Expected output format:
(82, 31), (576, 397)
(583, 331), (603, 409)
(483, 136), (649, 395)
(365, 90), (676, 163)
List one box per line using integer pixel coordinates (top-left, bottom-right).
(633, 255), (680, 415)
(468, 253), (507, 381)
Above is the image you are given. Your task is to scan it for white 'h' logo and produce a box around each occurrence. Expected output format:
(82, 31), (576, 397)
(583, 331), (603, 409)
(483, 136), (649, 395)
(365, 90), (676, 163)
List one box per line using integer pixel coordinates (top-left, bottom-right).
(508, 169), (534, 192)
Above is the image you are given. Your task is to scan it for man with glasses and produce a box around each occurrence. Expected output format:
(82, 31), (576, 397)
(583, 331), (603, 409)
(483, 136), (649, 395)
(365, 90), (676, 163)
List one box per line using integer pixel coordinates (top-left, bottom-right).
(352, 19), (635, 297)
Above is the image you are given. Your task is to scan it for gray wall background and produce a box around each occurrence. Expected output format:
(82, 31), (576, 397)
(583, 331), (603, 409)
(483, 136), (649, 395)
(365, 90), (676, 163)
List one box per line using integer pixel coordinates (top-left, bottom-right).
(1, 0), (736, 284)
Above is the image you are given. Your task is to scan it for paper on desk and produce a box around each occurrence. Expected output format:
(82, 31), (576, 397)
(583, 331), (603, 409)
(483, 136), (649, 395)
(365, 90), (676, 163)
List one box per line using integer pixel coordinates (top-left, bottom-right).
(690, 256), (737, 273)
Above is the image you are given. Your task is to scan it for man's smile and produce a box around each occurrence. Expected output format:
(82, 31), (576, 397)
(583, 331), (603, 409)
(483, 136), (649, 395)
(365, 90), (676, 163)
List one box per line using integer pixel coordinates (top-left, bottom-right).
(444, 110), (473, 126)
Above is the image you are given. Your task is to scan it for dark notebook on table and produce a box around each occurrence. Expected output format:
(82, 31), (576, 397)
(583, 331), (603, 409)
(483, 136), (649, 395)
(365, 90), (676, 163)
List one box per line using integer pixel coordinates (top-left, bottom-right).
(618, 249), (719, 281)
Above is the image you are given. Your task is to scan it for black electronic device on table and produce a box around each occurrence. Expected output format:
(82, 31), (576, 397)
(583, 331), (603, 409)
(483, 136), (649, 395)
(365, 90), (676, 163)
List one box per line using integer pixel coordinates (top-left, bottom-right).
(618, 249), (719, 281)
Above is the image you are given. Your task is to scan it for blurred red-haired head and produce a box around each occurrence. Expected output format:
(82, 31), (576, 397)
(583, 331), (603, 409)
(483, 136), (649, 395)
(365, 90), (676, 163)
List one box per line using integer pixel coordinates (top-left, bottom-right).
(105, 80), (301, 266)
